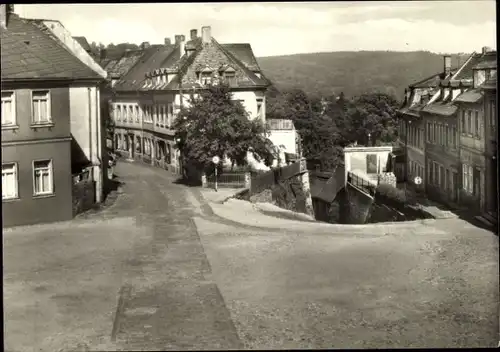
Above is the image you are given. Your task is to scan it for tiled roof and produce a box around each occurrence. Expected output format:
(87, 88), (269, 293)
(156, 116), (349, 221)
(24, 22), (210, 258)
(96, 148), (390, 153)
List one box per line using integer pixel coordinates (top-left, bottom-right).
(114, 45), (177, 91)
(421, 103), (457, 116)
(107, 50), (144, 78)
(113, 33), (268, 93)
(453, 51), (497, 80)
(481, 78), (497, 90)
(410, 72), (445, 89)
(72, 36), (91, 52)
(454, 89), (483, 103)
(221, 43), (260, 71)
(472, 57), (497, 70)
(1, 14), (103, 81)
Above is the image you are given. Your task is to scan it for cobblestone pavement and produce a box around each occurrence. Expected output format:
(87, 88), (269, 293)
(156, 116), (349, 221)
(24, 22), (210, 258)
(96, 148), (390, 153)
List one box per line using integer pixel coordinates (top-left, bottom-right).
(4, 161), (499, 350)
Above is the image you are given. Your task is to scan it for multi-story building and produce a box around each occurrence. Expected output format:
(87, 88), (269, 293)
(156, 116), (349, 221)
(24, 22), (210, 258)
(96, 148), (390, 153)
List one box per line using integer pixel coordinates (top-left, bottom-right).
(481, 74), (497, 219)
(453, 47), (497, 216)
(421, 79), (461, 206)
(109, 26), (272, 173)
(1, 7), (106, 227)
(396, 55), (456, 191)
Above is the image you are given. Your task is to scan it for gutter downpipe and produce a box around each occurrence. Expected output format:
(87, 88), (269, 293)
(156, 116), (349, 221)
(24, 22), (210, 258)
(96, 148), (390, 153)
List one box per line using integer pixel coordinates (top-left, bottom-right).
(88, 87), (93, 185)
(96, 85), (103, 203)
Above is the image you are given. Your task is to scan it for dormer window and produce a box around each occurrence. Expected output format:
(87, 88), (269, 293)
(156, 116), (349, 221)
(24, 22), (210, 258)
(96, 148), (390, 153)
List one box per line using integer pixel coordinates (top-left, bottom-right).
(200, 71), (212, 85)
(224, 71), (236, 86)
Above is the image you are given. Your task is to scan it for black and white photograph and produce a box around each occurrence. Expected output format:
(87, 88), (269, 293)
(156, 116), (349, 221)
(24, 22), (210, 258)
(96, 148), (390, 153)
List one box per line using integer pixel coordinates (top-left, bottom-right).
(1, 1), (498, 350)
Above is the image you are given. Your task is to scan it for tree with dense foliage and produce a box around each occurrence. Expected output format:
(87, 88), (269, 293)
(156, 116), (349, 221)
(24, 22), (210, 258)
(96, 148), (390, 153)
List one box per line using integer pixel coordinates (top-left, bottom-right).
(173, 83), (274, 173)
(345, 93), (400, 146)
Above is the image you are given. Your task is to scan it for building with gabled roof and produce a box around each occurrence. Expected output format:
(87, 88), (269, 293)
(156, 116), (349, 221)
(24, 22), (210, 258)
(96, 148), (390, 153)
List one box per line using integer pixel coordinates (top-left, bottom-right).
(395, 55), (458, 190)
(110, 26), (274, 175)
(452, 47), (497, 220)
(1, 5), (106, 227)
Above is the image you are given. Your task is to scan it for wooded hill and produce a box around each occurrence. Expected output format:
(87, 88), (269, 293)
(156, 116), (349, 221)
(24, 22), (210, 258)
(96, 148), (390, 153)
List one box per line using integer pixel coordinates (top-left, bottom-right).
(257, 51), (471, 100)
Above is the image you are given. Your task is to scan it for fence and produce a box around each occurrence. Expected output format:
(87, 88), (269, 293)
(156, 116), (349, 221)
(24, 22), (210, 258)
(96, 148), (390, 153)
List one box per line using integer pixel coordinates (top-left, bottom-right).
(206, 172), (247, 188)
(347, 171), (377, 197)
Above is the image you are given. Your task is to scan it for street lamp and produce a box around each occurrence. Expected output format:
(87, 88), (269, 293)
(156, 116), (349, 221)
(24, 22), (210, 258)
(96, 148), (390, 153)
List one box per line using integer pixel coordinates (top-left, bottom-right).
(368, 132), (371, 146)
(212, 155), (220, 192)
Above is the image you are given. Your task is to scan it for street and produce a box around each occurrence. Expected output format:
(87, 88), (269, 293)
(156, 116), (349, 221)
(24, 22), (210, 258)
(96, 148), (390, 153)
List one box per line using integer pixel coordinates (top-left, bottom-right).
(3, 161), (499, 350)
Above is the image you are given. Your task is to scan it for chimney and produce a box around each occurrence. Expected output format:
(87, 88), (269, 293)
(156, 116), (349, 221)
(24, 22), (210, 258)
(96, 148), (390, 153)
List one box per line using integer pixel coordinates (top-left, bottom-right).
(443, 55), (451, 76)
(482, 46), (492, 55)
(140, 41), (151, 50)
(201, 26), (211, 44)
(100, 48), (107, 62)
(1, 4), (10, 29)
(175, 34), (186, 56)
(190, 29), (198, 41)
(164, 37), (171, 45)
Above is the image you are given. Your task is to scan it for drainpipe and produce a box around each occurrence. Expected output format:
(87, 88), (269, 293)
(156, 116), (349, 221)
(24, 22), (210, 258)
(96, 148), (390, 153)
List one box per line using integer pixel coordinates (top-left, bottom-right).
(87, 87), (93, 182)
(96, 86), (103, 203)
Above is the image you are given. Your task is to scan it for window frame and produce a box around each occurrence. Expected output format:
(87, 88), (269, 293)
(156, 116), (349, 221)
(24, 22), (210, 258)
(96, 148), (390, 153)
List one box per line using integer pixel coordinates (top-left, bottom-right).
(31, 90), (52, 125)
(1, 90), (17, 128)
(32, 159), (54, 197)
(2, 162), (19, 200)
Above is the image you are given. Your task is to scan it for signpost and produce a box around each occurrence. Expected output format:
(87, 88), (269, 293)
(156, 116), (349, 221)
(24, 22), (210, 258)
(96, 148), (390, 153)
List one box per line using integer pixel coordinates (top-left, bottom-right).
(212, 155), (220, 192)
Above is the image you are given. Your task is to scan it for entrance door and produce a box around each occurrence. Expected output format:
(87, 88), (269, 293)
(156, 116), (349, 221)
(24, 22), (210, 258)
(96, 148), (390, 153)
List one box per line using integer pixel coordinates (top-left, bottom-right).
(473, 167), (481, 209)
(452, 171), (458, 202)
(490, 157), (498, 212)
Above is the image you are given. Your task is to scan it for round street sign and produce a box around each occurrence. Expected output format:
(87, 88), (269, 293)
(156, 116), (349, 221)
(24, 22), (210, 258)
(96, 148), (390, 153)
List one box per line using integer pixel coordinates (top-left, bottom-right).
(414, 176), (422, 185)
(212, 156), (220, 164)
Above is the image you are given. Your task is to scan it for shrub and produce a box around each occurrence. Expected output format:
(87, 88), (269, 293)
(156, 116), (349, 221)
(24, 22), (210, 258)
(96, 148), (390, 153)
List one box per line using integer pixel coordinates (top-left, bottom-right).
(375, 183), (415, 205)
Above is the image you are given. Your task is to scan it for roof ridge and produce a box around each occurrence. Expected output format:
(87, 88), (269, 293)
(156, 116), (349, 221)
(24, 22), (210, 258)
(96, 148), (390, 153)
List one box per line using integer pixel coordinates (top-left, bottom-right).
(24, 17), (102, 80)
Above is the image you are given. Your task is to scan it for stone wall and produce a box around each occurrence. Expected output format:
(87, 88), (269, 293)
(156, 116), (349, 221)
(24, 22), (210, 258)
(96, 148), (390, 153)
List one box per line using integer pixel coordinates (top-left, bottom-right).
(72, 180), (96, 216)
(342, 183), (375, 224)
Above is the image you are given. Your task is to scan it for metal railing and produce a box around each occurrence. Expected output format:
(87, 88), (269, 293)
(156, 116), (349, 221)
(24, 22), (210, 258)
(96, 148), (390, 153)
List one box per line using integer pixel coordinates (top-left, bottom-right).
(207, 172), (247, 188)
(347, 171), (377, 197)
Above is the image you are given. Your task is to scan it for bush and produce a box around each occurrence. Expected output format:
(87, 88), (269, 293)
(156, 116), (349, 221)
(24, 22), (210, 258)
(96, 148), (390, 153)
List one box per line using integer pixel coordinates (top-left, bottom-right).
(375, 183), (414, 205)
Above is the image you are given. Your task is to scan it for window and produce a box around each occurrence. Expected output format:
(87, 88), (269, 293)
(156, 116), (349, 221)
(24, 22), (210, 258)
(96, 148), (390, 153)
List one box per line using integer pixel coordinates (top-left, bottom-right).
(128, 105), (134, 122)
(474, 111), (480, 138)
(366, 154), (378, 174)
(33, 160), (53, 196)
(200, 72), (212, 85)
(32, 90), (51, 124)
(135, 106), (140, 123)
(467, 110), (472, 134)
(256, 98), (263, 119)
(161, 105), (166, 125)
(433, 162), (438, 184)
(490, 100), (496, 131)
(461, 110), (466, 134)
(427, 122), (431, 142)
(2, 163), (18, 200)
(462, 164), (473, 194)
(446, 169), (451, 192)
(445, 126), (449, 146)
(432, 123), (436, 143)
(453, 127), (457, 148)
(440, 165), (445, 188)
(167, 104), (173, 127)
(427, 160), (432, 183)
(224, 71), (237, 86)
(1, 91), (16, 126)
(153, 105), (158, 124)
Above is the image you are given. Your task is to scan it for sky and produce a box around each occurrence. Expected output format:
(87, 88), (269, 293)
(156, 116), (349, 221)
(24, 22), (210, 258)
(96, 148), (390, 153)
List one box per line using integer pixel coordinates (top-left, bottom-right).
(16, 1), (496, 57)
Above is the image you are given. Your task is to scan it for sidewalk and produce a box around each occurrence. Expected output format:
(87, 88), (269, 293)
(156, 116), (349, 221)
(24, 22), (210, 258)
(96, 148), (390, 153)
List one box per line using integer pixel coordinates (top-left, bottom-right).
(199, 187), (247, 204)
(201, 196), (436, 232)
